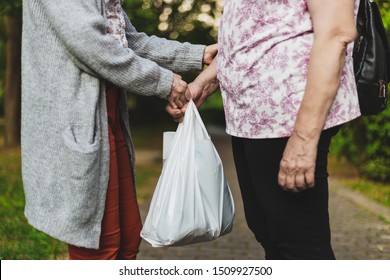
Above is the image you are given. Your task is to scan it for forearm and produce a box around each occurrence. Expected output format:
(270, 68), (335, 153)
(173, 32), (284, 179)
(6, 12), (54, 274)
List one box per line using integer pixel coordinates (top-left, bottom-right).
(293, 39), (347, 143)
(188, 58), (219, 107)
(194, 58), (218, 85)
(293, 0), (356, 143)
(123, 13), (205, 73)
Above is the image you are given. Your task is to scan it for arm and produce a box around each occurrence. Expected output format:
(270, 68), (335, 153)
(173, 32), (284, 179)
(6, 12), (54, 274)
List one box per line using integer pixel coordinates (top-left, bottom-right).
(38, 0), (174, 98)
(123, 12), (216, 73)
(278, 0), (357, 192)
(188, 58), (219, 107)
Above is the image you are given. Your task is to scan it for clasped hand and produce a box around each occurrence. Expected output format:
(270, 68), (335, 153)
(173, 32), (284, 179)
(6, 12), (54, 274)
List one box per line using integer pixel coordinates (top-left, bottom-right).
(166, 45), (219, 121)
(166, 73), (191, 110)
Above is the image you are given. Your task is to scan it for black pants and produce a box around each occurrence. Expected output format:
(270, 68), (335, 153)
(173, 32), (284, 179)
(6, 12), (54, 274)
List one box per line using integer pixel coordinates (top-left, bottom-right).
(232, 127), (340, 260)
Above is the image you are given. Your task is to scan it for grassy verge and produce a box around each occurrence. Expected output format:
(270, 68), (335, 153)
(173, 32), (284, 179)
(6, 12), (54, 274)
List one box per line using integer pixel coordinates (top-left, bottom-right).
(134, 163), (161, 205)
(339, 179), (390, 208)
(131, 123), (168, 204)
(328, 154), (390, 208)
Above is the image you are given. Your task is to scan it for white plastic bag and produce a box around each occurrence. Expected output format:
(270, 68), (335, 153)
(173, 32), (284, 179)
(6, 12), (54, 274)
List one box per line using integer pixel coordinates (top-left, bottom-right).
(140, 100), (235, 247)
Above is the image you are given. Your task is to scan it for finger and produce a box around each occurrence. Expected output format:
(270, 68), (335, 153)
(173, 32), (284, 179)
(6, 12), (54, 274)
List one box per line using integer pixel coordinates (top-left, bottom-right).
(168, 98), (178, 109)
(180, 103), (189, 115)
(278, 170), (288, 191)
(165, 104), (182, 118)
(179, 93), (189, 105)
(277, 171), (285, 186)
(285, 174), (296, 192)
(295, 173), (307, 192)
(167, 94), (179, 109)
(173, 114), (184, 123)
(172, 74), (187, 92)
(174, 97), (184, 109)
(173, 116), (184, 123)
(305, 170), (315, 188)
(278, 161), (288, 188)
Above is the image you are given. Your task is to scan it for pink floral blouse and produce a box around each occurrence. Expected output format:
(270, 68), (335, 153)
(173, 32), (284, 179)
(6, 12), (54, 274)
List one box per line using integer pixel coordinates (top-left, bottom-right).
(217, 0), (361, 139)
(104, 0), (128, 48)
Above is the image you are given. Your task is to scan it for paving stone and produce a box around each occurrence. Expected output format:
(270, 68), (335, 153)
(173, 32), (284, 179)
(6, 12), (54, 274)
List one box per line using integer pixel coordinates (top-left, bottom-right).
(137, 129), (390, 260)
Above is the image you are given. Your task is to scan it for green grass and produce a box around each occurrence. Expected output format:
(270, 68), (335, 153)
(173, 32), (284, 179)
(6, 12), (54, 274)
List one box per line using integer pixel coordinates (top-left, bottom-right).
(131, 123), (167, 204)
(339, 179), (390, 208)
(134, 164), (161, 204)
(0, 119), (166, 259)
(329, 153), (390, 208)
(0, 147), (68, 259)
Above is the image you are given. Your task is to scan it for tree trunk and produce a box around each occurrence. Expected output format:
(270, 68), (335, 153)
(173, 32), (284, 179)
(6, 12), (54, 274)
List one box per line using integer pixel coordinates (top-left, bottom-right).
(4, 15), (22, 148)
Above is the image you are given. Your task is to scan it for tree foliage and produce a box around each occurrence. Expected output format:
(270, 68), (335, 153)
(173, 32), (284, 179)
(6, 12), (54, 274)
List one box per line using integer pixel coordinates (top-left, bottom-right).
(0, 0), (22, 17)
(123, 0), (221, 44)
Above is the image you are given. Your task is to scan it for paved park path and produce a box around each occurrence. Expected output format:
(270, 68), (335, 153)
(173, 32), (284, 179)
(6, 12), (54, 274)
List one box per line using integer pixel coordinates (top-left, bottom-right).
(137, 127), (390, 260)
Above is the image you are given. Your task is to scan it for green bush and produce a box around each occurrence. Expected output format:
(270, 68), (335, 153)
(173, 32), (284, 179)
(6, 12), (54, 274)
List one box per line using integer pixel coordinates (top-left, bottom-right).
(331, 1), (390, 183)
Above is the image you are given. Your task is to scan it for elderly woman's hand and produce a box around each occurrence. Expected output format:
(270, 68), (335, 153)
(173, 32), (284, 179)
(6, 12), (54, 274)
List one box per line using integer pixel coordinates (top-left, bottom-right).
(277, 131), (318, 193)
(187, 79), (219, 108)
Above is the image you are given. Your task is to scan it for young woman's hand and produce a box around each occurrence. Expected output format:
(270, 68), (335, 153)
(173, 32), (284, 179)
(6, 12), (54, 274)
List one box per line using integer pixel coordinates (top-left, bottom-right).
(203, 44), (218, 65)
(166, 74), (190, 109)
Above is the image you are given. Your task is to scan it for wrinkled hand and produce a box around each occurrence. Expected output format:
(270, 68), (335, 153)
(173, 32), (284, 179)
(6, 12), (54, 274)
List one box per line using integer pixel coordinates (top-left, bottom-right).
(166, 74), (191, 109)
(165, 79), (219, 123)
(277, 133), (318, 193)
(165, 103), (186, 123)
(165, 82), (204, 123)
(203, 44), (218, 65)
(187, 79), (219, 108)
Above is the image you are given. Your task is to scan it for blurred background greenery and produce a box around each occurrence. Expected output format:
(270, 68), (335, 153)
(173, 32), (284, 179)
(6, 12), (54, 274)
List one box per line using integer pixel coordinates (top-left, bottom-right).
(0, 0), (389, 259)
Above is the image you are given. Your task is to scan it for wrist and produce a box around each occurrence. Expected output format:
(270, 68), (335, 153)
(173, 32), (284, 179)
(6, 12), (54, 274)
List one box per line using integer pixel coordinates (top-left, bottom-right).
(290, 128), (321, 146)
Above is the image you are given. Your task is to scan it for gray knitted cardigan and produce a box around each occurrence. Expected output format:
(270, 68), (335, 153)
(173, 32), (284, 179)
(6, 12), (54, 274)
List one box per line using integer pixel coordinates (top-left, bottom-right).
(21, 0), (205, 249)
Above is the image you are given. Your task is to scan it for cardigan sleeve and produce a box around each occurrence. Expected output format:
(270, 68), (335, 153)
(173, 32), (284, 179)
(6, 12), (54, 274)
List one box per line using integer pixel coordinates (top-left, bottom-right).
(39, 0), (172, 98)
(123, 12), (205, 73)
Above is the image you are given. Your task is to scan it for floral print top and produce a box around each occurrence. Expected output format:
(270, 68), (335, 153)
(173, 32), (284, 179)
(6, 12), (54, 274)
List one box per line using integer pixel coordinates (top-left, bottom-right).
(104, 0), (128, 48)
(218, 0), (361, 139)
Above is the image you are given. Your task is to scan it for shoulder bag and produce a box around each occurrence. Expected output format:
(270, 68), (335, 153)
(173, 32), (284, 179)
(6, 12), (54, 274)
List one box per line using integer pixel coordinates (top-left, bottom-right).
(353, 0), (390, 115)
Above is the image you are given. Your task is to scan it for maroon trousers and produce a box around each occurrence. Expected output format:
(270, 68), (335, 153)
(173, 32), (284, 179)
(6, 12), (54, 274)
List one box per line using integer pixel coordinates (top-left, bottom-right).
(68, 85), (142, 260)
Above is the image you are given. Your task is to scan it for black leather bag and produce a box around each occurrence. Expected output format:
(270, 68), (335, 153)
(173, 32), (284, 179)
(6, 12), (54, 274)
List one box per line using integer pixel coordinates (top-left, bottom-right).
(353, 0), (390, 115)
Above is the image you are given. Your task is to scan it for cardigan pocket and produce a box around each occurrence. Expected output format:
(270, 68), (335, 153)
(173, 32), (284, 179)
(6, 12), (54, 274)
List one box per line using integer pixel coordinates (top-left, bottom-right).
(62, 124), (101, 181)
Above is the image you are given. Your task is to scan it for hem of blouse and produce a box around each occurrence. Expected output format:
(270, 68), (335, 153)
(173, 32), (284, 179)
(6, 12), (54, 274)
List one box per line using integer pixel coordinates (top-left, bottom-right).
(225, 112), (362, 140)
